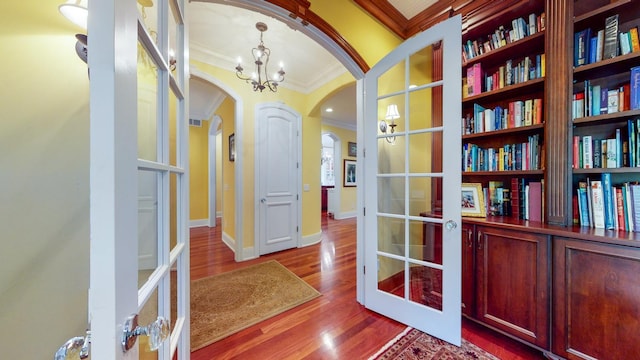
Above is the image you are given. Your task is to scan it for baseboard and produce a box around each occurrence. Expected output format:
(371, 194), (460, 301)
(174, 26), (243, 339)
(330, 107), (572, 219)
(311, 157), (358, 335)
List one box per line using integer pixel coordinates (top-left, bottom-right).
(335, 211), (357, 220)
(242, 246), (257, 261)
(301, 231), (322, 247)
(221, 231), (235, 252)
(190, 219), (209, 228)
(216, 211), (222, 218)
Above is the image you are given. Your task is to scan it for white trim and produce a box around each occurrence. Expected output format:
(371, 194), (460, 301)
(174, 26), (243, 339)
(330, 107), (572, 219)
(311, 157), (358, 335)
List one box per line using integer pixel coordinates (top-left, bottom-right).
(242, 247), (257, 260)
(301, 231), (322, 247)
(322, 118), (357, 131)
(366, 327), (413, 360)
(190, 67), (245, 262)
(335, 211), (357, 220)
(189, 219), (209, 228)
(221, 231), (235, 252)
(355, 78), (365, 305)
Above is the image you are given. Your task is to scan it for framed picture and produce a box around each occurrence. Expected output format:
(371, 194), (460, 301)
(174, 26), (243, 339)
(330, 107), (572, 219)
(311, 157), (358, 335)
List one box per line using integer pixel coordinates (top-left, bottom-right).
(343, 159), (357, 187)
(229, 133), (235, 162)
(348, 141), (357, 157)
(461, 183), (486, 217)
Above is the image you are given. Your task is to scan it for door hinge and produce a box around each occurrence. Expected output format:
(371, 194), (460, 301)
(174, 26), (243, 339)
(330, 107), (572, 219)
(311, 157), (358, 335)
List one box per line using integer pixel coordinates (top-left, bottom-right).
(363, 148), (365, 157)
(296, 226), (299, 232)
(297, 162), (299, 169)
(363, 266), (366, 274)
(363, 207), (366, 216)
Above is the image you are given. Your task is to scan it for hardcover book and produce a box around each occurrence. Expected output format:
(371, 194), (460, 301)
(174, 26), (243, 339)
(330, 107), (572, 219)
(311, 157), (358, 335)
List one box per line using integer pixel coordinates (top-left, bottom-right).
(603, 14), (619, 59)
(602, 173), (615, 230)
(590, 180), (606, 229)
(630, 183), (640, 232)
(631, 66), (640, 110)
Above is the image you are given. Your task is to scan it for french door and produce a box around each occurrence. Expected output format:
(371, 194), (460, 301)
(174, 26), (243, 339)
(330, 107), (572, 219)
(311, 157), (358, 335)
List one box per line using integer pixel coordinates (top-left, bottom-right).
(363, 15), (462, 345)
(88, 0), (189, 358)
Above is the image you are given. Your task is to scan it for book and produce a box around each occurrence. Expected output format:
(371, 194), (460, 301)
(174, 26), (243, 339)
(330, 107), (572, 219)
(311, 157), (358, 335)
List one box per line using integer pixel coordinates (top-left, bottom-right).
(582, 135), (593, 169)
(596, 29), (605, 62)
(631, 66), (640, 110)
(620, 31), (632, 55)
(616, 187), (626, 231)
(528, 181), (542, 222)
(467, 63), (482, 96)
(590, 180), (606, 228)
(592, 85), (601, 116)
(630, 183), (640, 232)
(602, 173), (615, 229)
(607, 89), (619, 113)
(593, 138), (602, 168)
(607, 138), (617, 168)
(577, 182), (590, 226)
(511, 178), (521, 220)
(574, 28), (591, 66)
(603, 14), (619, 59)
(630, 27), (640, 52)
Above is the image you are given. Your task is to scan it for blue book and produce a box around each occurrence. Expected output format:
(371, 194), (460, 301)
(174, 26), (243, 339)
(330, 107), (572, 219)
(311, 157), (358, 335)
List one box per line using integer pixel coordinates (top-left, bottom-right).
(577, 183), (590, 226)
(601, 172), (615, 229)
(589, 36), (598, 63)
(630, 184), (640, 232)
(631, 66), (640, 110)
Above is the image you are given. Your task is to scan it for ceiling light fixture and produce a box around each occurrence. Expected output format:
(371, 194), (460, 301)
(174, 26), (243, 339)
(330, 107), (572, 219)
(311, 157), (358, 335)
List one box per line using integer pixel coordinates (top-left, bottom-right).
(59, 0), (88, 29)
(235, 22), (285, 92)
(379, 104), (400, 144)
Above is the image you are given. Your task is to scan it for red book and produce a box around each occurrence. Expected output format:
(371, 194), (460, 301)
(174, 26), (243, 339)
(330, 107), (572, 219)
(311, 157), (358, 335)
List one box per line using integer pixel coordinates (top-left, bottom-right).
(573, 135), (580, 168)
(528, 181), (543, 222)
(511, 178), (521, 220)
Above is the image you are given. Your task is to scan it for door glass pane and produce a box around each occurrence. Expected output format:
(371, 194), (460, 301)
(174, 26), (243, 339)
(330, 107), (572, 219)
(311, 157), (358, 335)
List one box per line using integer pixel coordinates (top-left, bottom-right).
(409, 220), (442, 265)
(377, 256), (405, 298)
(377, 216), (404, 256)
(139, 170), (159, 288)
(409, 85), (442, 131)
(138, 290), (159, 360)
(408, 131), (438, 174)
(170, 172), (178, 251)
(378, 94), (405, 134)
(409, 44), (435, 89)
(378, 61), (405, 96)
(138, 43), (159, 162)
(168, 1), (179, 74)
(408, 177), (432, 216)
(378, 177), (404, 215)
(169, 87), (178, 167)
(377, 136), (406, 174)
(138, 0), (159, 46)
(409, 263), (442, 310)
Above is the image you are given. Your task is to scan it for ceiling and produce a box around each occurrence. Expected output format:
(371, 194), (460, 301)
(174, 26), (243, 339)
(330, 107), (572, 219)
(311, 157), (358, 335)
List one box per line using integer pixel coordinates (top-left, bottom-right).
(188, 1), (434, 129)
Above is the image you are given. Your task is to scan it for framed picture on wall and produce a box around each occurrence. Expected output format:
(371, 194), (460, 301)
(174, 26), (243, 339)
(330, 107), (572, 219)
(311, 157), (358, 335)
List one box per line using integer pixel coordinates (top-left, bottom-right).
(229, 133), (236, 162)
(348, 141), (357, 157)
(343, 159), (356, 187)
(461, 183), (486, 217)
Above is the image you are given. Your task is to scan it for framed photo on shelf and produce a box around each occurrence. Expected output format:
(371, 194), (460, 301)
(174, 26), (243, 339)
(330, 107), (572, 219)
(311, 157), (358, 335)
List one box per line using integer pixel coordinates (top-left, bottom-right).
(348, 141), (357, 157)
(229, 133), (236, 162)
(461, 183), (486, 217)
(343, 159), (356, 187)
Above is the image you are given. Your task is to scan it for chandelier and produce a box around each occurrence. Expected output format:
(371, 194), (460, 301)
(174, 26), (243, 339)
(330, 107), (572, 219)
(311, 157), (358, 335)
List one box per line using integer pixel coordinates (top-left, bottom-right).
(235, 22), (285, 92)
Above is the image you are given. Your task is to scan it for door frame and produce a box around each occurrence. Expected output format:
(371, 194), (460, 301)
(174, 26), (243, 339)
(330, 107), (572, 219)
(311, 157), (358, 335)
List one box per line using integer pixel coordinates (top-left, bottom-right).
(208, 115), (222, 227)
(254, 102), (302, 256)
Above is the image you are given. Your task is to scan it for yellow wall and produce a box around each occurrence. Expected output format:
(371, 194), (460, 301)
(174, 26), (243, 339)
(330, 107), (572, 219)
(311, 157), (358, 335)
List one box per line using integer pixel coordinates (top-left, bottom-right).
(219, 97), (236, 237)
(1, 0), (401, 358)
(189, 120), (210, 220)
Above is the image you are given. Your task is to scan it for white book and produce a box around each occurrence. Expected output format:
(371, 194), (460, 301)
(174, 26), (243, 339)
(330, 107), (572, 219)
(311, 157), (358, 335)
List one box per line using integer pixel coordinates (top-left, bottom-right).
(582, 135), (593, 169)
(591, 180), (606, 228)
(607, 138), (617, 168)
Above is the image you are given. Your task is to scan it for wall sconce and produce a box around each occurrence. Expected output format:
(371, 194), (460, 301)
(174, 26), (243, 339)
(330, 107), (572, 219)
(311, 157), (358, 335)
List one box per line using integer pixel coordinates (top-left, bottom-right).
(58, 0), (88, 29)
(379, 104), (400, 144)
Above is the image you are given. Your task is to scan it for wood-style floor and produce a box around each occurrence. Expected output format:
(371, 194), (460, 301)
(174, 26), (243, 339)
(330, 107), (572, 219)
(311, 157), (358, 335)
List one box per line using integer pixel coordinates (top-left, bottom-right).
(189, 215), (546, 360)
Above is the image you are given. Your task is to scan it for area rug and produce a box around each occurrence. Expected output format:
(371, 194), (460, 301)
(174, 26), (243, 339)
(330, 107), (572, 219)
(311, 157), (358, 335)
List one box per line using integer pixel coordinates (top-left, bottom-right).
(190, 260), (321, 351)
(368, 327), (499, 360)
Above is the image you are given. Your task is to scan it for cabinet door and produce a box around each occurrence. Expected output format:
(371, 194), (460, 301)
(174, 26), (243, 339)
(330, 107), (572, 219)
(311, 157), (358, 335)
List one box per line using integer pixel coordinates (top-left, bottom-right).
(553, 237), (640, 359)
(476, 225), (550, 348)
(462, 223), (475, 317)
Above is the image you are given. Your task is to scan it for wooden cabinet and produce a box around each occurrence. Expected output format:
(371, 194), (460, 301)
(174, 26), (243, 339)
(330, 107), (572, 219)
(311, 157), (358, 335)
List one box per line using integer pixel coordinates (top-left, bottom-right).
(553, 237), (640, 359)
(462, 223), (550, 349)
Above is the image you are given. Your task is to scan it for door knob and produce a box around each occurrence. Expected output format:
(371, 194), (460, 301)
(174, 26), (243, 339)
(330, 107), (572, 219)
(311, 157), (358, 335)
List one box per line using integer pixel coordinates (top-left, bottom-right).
(122, 314), (170, 352)
(445, 220), (457, 231)
(54, 330), (90, 360)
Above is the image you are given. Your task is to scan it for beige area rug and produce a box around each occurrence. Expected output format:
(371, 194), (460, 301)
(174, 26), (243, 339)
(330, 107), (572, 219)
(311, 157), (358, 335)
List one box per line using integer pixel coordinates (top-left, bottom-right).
(190, 260), (321, 351)
(369, 327), (499, 360)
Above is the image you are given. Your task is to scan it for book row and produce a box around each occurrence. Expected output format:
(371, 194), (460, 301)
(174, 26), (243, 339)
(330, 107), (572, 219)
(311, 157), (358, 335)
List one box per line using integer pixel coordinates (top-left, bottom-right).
(462, 12), (545, 62)
(462, 135), (542, 172)
(574, 118), (640, 169)
(464, 54), (545, 97)
(463, 98), (543, 135)
(574, 173), (640, 232)
(574, 14), (640, 67)
(483, 178), (543, 222)
(572, 68), (640, 118)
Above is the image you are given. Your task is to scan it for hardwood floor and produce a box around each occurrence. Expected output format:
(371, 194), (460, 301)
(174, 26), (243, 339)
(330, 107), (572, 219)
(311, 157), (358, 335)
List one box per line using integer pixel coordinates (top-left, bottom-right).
(189, 216), (546, 360)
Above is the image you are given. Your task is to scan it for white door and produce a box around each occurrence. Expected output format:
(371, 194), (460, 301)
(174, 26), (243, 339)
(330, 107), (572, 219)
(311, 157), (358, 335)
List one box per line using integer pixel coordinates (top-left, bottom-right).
(87, 0), (190, 358)
(363, 15), (462, 345)
(256, 103), (301, 255)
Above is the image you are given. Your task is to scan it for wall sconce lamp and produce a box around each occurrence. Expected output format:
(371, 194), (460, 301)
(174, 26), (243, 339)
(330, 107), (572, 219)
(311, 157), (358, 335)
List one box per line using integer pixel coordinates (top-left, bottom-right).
(59, 0), (88, 29)
(379, 104), (400, 144)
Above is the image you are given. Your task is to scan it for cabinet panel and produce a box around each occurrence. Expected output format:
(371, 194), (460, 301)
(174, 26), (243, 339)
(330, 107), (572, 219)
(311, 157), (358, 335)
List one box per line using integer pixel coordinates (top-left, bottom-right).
(476, 225), (549, 348)
(462, 223), (475, 317)
(553, 237), (640, 359)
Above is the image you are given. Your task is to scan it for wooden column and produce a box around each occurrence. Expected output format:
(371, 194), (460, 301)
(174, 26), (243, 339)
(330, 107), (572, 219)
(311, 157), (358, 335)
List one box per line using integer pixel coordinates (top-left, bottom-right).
(544, 0), (573, 226)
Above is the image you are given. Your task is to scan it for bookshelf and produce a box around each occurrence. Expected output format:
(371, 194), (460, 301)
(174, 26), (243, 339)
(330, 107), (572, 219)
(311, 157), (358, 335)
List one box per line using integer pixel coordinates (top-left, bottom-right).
(570, 0), (640, 231)
(461, 0), (546, 221)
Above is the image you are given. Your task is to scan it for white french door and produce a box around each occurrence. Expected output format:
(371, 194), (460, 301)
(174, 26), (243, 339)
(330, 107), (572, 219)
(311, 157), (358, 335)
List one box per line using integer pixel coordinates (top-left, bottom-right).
(88, 0), (189, 358)
(363, 15), (462, 345)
